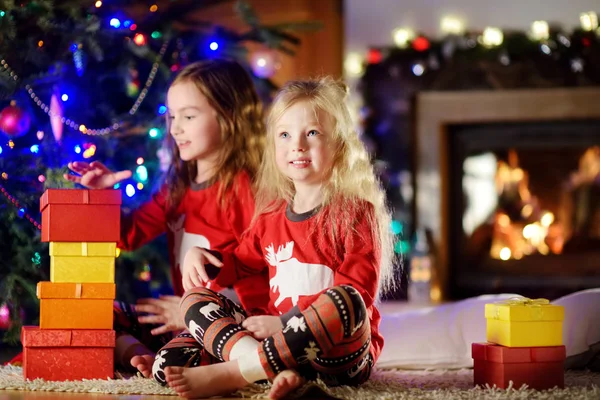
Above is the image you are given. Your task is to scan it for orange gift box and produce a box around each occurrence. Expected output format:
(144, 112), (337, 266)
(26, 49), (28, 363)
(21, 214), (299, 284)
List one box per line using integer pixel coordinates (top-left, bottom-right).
(40, 189), (121, 242)
(37, 282), (115, 329)
(22, 326), (114, 381)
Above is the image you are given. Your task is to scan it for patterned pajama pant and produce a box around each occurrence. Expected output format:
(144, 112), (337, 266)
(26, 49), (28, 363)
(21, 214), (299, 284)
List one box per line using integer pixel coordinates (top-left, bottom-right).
(151, 284), (373, 387)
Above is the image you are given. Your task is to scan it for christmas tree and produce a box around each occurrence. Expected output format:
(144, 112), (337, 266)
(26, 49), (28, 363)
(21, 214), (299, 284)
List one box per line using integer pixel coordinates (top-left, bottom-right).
(0, 0), (314, 343)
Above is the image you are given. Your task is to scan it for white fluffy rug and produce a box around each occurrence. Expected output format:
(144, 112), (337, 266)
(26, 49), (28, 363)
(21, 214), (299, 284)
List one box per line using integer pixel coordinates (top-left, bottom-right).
(1, 365), (599, 399)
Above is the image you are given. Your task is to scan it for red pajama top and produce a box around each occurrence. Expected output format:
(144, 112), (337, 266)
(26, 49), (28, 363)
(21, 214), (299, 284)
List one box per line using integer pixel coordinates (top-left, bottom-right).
(117, 171), (270, 315)
(214, 201), (385, 363)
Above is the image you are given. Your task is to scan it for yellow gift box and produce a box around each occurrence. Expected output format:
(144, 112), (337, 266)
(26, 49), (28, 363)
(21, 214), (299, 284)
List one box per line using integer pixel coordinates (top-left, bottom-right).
(50, 256), (115, 283)
(485, 297), (564, 347)
(49, 242), (116, 283)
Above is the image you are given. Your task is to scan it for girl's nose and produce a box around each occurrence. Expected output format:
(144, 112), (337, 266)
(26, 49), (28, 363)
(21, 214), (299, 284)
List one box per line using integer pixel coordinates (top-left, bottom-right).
(170, 121), (182, 136)
(292, 135), (307, 152)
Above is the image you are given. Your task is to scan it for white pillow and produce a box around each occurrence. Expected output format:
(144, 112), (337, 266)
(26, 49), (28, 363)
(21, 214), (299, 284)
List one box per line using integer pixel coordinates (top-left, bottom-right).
(376, 289), (600, 369)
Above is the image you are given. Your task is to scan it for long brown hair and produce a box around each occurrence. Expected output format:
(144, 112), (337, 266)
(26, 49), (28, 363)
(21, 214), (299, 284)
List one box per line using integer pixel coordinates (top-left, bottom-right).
(164, 59), (265, 214)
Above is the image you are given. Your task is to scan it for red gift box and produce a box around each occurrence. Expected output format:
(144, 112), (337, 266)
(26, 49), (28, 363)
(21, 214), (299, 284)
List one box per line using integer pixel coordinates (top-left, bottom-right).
(21, 326), (115, 381)
(472, 342), (565, 390)
(40, 189), (122, 242)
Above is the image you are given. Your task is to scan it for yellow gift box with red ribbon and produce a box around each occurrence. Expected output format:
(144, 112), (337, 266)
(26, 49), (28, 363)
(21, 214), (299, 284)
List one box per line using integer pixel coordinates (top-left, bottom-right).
(485, 297), (564, 347)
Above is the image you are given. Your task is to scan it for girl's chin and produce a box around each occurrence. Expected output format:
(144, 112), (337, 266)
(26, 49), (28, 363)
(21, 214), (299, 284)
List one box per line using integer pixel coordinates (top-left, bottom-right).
(178, 152), (198, 162)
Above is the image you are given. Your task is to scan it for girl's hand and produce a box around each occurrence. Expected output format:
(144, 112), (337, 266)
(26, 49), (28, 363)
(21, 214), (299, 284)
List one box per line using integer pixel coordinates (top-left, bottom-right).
(182, 246), (223, 291)
(64, 161), (132, 189)
(242, 316), (284, 339)
(135, 295), (185, 335)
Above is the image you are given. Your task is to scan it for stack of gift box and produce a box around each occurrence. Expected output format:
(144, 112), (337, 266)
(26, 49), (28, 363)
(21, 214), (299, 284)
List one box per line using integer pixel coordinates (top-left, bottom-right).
(21, 189), (121, 381)
(472, 297), (566, 390)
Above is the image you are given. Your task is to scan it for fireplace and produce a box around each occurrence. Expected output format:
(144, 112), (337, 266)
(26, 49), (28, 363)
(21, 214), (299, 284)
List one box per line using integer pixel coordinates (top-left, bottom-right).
(448, 122), (600, 299)
(414, 88), (600, 301)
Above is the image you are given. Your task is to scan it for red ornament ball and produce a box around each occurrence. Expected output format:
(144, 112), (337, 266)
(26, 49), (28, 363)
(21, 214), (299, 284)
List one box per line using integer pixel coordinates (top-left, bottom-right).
(412, 36), (431, 52)
(0, 104), (31, 138)
(0, 303), (10, 330)
(367, 49), (384, 64)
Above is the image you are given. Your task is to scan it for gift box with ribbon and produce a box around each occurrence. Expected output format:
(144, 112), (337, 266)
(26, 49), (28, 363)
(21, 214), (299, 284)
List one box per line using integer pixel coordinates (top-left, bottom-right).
(22, 326), (114, 381)
(472, 342), (565, 390)
(40, 189), (121, 242)
(37, 282), (115, 329)
(49, 242), (116, 283)
(485, 297), (564, 347)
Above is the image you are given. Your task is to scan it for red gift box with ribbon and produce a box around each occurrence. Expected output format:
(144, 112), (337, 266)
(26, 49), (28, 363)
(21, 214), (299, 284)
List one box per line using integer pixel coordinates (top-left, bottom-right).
(21, 326), (114, 381)
(472, 342), (565, 390)
(40, 189), (121, 242)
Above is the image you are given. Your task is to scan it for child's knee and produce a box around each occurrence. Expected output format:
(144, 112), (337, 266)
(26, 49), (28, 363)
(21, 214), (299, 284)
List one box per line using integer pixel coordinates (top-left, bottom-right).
(326, 285), (368, 336)
(329, 285), (367, 313)
(181, 287), (220, 313)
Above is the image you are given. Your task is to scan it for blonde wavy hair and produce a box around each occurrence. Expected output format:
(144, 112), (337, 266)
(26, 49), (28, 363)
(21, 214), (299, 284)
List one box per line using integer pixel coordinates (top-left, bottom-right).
(255, 77), (397, 295)
(164, 59), (265, 214)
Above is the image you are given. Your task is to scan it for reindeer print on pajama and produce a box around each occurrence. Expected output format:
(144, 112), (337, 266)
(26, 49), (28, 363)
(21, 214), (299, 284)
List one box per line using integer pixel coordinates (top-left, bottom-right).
(152, 283), (374, 387)
(150, 288), (252, 385)
(266, 241), (334, 308)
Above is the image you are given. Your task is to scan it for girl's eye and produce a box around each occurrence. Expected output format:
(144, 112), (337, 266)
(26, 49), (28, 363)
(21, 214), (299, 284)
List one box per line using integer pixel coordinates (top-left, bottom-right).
(280, 132), (289, 138)
(308, 130), (319, 136)
(185, 116), (195, 120)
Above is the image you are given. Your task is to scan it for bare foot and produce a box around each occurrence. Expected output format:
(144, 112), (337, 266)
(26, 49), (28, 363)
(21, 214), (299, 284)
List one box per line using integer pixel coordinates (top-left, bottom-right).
(269, 369), (304, 400)
(116, 334), (154, 372)
(131, 354), (155, 378)
(165, 360), (248, 398)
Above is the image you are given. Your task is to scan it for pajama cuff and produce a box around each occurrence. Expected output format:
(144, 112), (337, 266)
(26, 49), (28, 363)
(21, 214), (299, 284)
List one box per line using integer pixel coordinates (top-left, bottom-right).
(204, 249), (224, 280)
(228, 335), (259, 361)
(237, 349), (268, 383)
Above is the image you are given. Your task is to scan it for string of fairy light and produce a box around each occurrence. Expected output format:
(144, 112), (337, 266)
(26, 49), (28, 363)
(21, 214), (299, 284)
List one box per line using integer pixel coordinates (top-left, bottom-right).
(344, 11), (600, 77)
(0, 39), (169, 136)
(0, 184), (42, 230)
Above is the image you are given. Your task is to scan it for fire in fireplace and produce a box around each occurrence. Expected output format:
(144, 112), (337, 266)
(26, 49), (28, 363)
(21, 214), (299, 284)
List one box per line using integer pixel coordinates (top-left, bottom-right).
(448, 121), (600, 299)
